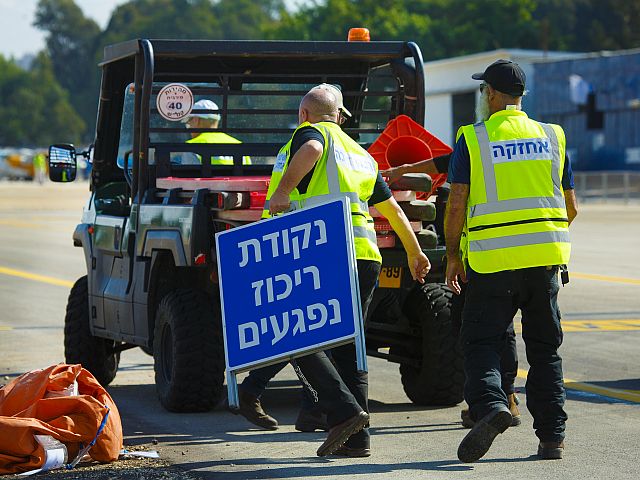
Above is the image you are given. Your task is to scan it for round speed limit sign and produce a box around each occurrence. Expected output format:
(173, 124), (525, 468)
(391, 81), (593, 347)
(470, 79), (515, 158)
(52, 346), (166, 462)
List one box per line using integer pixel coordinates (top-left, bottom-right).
(156, 83), (194, 121)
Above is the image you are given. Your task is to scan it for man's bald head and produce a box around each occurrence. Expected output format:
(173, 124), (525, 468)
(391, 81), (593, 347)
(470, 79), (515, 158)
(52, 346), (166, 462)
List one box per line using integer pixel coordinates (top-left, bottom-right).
(298, 87), (340, 125)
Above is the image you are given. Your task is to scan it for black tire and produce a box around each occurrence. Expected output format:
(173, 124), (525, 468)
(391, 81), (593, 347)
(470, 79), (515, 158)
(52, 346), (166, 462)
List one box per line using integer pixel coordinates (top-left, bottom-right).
(64, 276), (120, 386)
(397, 283), (464, 406)
(153, 289), (225, 412)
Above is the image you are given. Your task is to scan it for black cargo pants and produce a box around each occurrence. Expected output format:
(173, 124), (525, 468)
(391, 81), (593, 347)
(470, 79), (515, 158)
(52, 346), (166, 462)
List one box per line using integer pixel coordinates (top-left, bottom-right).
(451, 282), (518, 395)
(294, 259), (380, 449)
(461, 266), (567, 443)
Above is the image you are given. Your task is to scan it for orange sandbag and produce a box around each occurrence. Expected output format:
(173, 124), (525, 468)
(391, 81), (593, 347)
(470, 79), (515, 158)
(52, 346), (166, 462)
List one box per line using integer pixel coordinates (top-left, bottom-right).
(0, 364), (123, 475)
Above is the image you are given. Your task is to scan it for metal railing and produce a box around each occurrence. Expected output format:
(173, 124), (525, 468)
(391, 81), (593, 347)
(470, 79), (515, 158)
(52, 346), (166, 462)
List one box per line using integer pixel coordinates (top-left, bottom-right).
(574, 171), (640, 203)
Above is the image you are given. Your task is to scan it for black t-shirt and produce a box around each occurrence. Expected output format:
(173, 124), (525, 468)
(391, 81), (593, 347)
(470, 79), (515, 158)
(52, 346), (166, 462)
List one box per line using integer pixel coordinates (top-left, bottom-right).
(433, 154), (451, 174)
(289, 126), (392, 206)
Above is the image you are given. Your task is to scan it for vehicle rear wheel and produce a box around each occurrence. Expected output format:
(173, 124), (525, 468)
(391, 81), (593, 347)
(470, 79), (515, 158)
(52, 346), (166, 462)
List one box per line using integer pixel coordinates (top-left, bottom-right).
(397, 283), (464, 406)
(153, 289), (225, 412)
(64, 276), (120, 386)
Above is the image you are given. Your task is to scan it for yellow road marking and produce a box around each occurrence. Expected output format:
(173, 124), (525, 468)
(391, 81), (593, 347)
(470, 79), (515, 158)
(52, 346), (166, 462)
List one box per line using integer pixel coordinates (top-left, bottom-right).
(0, 266), (73, 288)
(0, 219), (44, 229)
(517, 369), (640, 403)
(0, 326), (12, 331)
(572, 272), (640, 285)
(513, 319), (640, 333)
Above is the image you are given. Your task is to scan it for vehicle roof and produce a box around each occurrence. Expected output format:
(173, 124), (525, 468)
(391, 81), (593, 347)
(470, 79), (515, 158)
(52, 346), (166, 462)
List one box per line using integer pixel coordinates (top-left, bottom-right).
(101, 39), (416, 66)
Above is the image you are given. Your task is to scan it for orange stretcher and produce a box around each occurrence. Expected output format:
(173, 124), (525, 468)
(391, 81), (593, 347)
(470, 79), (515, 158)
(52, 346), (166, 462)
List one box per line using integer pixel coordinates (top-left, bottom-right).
(0, 364), (122, 475)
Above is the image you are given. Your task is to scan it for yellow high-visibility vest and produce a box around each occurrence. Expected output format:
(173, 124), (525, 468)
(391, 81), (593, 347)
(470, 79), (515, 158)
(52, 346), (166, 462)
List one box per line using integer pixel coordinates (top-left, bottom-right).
(457, 110), (570, 273)
(187, 132), (251, 165)
(263, 121), (381, 263)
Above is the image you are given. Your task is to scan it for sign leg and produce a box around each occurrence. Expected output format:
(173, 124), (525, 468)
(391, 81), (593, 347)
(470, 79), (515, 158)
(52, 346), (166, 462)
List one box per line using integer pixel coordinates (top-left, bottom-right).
(227, 370), (239, 409)
(355, 329), (368, 373)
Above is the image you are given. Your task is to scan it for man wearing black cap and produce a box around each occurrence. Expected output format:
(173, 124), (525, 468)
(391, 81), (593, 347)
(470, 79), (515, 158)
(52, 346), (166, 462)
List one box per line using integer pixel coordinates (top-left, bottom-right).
(444, 59), (578, 463)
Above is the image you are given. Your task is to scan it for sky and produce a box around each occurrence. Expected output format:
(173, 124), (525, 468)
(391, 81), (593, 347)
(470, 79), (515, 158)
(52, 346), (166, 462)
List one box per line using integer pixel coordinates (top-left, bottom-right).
(0, 0), (130, 58)
(0, 0), (303, 59)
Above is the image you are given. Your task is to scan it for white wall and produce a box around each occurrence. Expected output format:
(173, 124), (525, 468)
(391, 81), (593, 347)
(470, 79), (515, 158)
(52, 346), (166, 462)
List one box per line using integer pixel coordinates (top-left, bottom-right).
(423, 49), (565, 146)
(425, 93), (453, 146)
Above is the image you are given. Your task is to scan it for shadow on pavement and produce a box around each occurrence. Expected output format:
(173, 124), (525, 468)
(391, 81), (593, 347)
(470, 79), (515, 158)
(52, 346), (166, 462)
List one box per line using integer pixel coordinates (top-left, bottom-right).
(369, 398), (455, 413)
(584, 378), (640, 391)
(107, 382), (467, 464)
(173, 458), (472, 479)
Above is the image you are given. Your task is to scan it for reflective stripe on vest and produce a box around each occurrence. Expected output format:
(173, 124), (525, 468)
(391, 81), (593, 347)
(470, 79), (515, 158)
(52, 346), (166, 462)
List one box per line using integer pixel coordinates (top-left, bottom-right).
(186, 132), (250, 165)
(465, 115), (570, 272)
(263, 122), (380, 262)
(468, 230), (570, 252)
(470, 122), (566, 218)
(308, 126), (378, 249)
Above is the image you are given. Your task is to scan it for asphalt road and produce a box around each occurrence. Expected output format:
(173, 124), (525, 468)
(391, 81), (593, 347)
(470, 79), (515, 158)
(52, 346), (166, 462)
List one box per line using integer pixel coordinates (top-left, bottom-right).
(1, 181), (639, 479)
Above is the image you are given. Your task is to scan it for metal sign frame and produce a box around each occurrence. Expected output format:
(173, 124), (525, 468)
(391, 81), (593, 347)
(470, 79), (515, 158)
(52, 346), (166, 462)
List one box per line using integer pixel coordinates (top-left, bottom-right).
(215, 198), (367, 408)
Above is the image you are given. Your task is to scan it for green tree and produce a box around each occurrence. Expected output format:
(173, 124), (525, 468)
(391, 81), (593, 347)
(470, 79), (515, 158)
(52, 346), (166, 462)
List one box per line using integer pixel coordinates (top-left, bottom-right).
(34, 0), (101, 134)
(213, 0), (285, 40)
(100, 0), (221, 47)
(101, 0), (284, 45)
(0, 54), (84, 146)
(267, 0), (639, 60)
(545, 0), (640, 52)
(267, 0), (540, 59)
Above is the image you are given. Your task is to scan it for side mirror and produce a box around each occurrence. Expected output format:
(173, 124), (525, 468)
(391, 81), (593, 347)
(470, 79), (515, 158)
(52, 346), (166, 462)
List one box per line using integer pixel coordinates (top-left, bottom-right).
(49, 144), (77, 182)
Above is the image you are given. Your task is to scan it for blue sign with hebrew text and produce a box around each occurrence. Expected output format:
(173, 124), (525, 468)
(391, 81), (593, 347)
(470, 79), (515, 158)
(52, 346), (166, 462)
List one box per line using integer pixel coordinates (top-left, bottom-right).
(215, 198), (363, 374)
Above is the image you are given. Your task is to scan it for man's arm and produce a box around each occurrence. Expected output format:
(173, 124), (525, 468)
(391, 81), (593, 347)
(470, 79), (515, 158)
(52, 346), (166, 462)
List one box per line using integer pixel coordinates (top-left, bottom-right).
(374, 197), (430, 283)
(268, 140), (323, 214)
(564, 188), (578, 225)
(444, 183), (469, 295)
(380, 154), (451, 184)
(380, 159), (439, 184)
(561, 152), (577, 225)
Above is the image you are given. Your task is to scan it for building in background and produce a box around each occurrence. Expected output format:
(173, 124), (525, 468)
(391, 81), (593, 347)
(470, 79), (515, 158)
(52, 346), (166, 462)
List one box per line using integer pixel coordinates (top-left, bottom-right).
(535, 48), (640, 171)
(424, 48), (640, 171)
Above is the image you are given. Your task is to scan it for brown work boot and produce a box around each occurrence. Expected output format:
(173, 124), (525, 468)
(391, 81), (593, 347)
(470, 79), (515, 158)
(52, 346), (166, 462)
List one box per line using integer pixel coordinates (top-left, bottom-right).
(317, 411), (369, 457)
(460, 393), (521, 429)
(295, 408), (328, 432)
(538, 441), (564, 459)
(508, 393), (521, 426)
(234, 389), (278, 430)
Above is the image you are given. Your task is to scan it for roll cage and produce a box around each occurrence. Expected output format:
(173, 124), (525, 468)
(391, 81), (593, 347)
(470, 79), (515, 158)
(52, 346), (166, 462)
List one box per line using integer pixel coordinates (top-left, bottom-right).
(92, 38), (426, 202)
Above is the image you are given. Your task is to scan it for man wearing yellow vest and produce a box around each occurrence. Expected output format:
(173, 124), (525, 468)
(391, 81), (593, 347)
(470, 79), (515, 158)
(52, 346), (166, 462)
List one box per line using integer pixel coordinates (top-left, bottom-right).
(445, 60), (578, 463)
(183, 99), (250, 165)
(263, 84), (431, 457)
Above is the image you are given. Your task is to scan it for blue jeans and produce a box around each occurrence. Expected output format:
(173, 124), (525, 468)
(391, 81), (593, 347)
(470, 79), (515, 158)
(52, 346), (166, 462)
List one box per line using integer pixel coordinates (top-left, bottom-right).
(461, 266), (567, 442)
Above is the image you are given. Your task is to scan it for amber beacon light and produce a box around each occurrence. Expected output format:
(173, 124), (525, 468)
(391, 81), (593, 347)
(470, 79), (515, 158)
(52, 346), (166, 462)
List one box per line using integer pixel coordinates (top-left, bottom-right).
(348, 28), (370, 41)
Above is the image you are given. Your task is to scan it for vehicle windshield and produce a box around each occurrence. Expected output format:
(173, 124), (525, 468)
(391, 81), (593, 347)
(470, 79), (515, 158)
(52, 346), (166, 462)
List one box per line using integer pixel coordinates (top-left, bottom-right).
(117, 67), (401, 173)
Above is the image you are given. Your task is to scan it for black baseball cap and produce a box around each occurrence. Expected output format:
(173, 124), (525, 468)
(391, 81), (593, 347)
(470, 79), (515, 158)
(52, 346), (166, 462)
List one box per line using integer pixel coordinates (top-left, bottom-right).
(472, 59), (526, 97)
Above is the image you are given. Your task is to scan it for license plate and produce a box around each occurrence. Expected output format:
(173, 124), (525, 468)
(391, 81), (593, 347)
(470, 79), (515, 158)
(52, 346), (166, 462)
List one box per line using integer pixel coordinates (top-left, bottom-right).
(378, 267), (402, 288)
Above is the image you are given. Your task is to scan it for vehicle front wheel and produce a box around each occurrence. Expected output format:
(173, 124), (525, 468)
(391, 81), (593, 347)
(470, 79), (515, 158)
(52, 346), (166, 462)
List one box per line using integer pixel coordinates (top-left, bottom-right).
(153, 289), (225, 412)
(64, 276), (120, 386)
(396, 283), (464, 406)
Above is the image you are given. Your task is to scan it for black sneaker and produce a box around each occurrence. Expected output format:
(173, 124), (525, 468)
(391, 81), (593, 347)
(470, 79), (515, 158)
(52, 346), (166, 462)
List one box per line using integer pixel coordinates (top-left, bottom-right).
(333, 445), (371, 457)
(457, 407), (512, 463)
